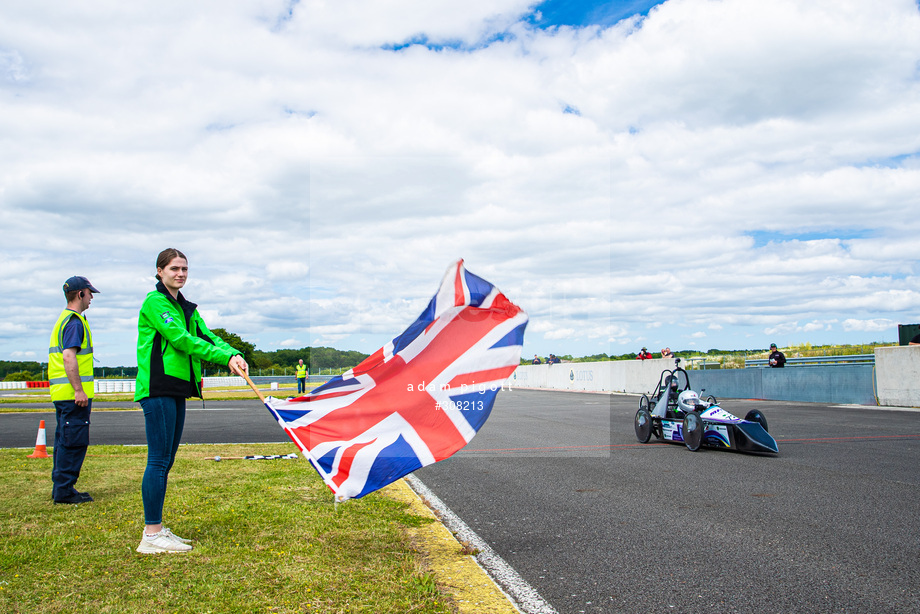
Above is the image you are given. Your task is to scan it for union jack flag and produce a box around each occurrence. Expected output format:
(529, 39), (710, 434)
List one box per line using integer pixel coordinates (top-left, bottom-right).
(264, 260), (528, 501)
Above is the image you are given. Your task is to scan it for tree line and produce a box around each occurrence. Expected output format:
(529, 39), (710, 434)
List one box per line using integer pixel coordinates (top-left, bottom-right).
(1, 328), (370, 381)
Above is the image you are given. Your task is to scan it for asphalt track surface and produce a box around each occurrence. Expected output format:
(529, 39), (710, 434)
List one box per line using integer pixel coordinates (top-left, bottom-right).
(3, 389), (919, 613)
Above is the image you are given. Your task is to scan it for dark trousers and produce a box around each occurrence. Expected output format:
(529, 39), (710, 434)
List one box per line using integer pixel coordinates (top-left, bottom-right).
(297, 377), (306, 394)
(52, 399), (92, 501)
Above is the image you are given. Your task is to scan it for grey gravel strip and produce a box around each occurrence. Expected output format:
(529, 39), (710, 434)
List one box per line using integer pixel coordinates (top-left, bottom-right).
(406, 474), (558, 614)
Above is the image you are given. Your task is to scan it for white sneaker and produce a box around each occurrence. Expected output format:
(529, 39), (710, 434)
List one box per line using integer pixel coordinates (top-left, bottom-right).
(163, 527), (192, 544)
(136, 530), (193, 554)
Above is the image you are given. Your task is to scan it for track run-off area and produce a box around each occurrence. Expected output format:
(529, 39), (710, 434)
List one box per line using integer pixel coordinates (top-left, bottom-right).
(3, 388), (919, 613)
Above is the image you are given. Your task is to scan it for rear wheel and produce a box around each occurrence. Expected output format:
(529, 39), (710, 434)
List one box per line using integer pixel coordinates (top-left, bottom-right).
(683, 412), (703, 451)
(745, 409), (769, 432)
(635, 408), (652, 443)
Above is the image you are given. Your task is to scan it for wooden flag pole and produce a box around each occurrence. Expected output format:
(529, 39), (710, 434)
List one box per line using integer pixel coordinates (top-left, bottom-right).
(237, 368), (267, 404)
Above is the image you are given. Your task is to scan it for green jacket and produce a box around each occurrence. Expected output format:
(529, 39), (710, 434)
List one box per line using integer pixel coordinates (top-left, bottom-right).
(134, 282), (239, 401)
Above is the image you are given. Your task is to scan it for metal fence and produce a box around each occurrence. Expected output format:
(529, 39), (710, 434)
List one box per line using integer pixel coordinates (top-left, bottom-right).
(745, 354), (875, 368)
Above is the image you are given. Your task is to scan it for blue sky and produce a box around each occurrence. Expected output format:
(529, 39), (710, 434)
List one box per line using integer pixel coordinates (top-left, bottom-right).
(531, 0), (663, 27)
(2, 0), (920, 367)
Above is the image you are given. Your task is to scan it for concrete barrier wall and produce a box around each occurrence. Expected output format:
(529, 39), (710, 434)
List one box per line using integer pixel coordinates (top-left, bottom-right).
(874, 346), (920, 407)
(514, 356), (898, 407)
(686, 369), (763, 401)
(17, 349), (917, 406)
(511, 359), (672, 394)
(692, 365), (876, 405)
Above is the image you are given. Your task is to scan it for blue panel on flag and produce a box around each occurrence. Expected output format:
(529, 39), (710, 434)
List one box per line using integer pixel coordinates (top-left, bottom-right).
(274, 408), (313, 423)
(317, 448), (337, 474)
(356, 435), (424, 499)
(491, 321), (528, 349)
(312, 375), (360, 395)
(448, 391), (498, 431)
(464, 269), (493, 306)
(391, 315), (431, 355)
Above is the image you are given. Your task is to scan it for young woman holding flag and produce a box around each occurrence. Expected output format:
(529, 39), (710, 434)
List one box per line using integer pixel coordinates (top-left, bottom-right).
(134, 248), (249, 554)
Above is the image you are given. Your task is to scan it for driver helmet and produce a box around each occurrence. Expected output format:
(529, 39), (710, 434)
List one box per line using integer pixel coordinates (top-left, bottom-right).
(677, 390), (701, 413)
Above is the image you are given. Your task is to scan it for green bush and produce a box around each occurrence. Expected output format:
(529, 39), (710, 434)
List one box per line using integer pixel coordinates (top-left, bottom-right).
(4, 371), (36, 382)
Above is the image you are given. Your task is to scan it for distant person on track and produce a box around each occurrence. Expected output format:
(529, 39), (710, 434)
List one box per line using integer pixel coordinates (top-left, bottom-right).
(48, 276), (100, 505)
(134, 248), (250, 554)
(768, 343), (786, 368)
(295, 359), (308, 394)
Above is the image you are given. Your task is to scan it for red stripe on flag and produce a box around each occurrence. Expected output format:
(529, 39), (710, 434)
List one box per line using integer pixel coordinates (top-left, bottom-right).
(446, 366), (517, 390)
(454, 263), (464, 306)
(333, 439), (378, 487)
(353, 347), (386, 375)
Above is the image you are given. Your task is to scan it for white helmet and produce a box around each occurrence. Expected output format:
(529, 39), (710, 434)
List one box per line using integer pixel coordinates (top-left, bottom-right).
(677, 390), (701, 413)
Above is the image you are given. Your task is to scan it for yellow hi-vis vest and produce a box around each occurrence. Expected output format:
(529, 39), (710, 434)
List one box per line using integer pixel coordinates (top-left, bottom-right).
(48, 309), (94, 401)
(295, 364), (307, 378)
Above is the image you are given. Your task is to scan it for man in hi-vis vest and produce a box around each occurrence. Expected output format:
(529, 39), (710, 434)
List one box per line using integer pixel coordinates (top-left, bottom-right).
(295, 358), (308, 394)
(48, 276), (100, 504)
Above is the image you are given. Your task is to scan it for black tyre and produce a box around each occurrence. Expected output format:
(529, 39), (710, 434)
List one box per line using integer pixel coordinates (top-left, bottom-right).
(682, 412), (703, 451)
(639, 394), (650, 412)
(706, 395), (718, 406)
(745, 409), (769, 432)
(635, 408), (652, 443)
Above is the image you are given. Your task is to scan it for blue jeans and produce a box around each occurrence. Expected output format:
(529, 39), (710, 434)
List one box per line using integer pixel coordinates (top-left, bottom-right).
(140, 396), (186, 525)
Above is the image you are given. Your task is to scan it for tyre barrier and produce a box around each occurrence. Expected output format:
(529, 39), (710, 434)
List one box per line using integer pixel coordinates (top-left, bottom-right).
(202, 376), (245, 388)
(26, 381), (50, 388)
(93, 380), (136, 393)
(0, 381), (28, 390)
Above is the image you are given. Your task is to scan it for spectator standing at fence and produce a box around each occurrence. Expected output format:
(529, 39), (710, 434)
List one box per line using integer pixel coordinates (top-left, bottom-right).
(661, 347), (673, 359)
(637, 347), (653, 360)
(768, 343), (786, 368)
(134, 248), (250, 554)
(48, 276), (100, 505)
(295, 359), (308, 394)
(532, 354), (542, 365)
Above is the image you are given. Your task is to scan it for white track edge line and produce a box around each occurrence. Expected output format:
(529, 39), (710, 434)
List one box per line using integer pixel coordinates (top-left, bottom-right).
(405, 474), (558, 614)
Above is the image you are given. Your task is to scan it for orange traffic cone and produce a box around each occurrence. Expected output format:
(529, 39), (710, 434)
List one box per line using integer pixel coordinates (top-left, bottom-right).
(27, 420), (49, 458)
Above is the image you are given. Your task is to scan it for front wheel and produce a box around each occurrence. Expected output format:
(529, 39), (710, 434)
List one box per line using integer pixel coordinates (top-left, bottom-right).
(683, 412), (703, 451)
(639, 394), (650, 412)
(635, 408), (652, 443)
(705, 395), (718, 406)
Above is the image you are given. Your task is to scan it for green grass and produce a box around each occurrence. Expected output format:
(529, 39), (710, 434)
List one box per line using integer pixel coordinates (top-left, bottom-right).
(0, 444), (454, 614)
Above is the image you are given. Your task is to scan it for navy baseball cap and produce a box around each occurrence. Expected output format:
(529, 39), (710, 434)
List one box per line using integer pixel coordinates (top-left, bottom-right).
(63, 276), (100, 294)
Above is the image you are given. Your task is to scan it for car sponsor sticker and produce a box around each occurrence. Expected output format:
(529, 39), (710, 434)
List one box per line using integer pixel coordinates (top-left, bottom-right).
(160, 311), (174, 325)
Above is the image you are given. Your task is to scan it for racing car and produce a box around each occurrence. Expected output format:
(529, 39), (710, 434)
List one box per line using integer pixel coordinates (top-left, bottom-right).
(634, 358), (778, 454)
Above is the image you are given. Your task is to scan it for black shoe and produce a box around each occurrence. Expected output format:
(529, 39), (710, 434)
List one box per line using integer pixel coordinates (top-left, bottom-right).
(54, 491), (91, 504)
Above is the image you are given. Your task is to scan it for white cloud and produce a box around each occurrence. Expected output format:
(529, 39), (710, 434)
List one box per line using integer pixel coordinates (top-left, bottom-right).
(1, 0), (920, 366)
(841, 318), (898, 333)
